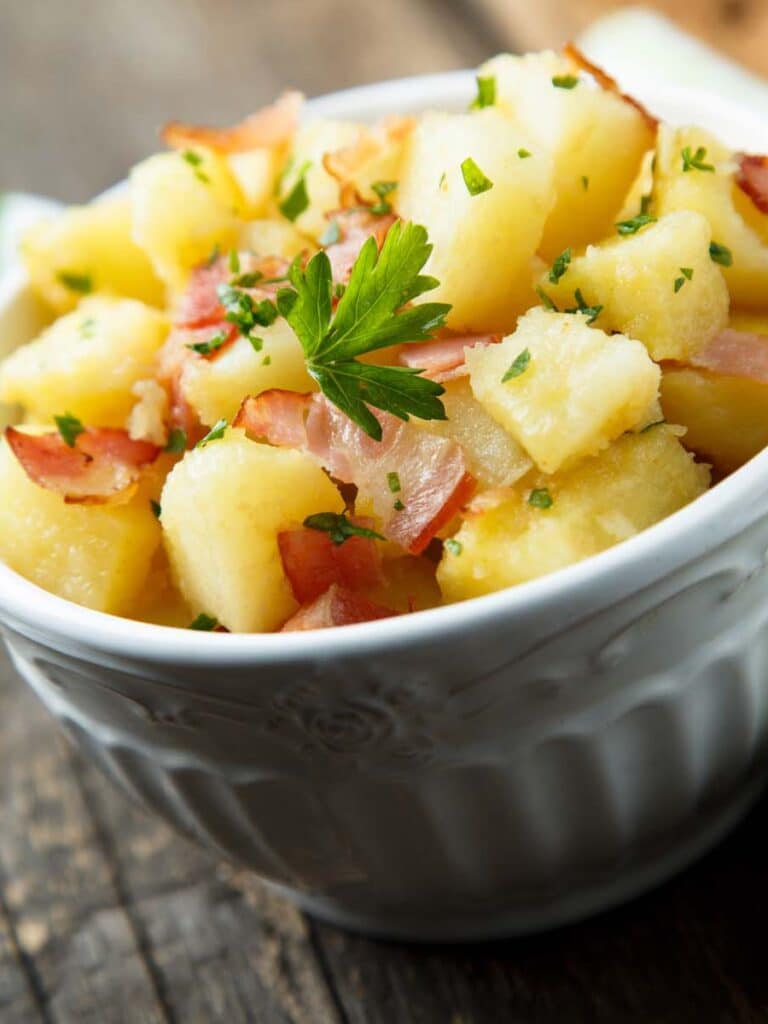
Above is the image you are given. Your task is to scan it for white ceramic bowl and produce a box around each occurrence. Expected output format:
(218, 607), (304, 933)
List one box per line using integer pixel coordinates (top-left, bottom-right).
(3, 73), (768, 941)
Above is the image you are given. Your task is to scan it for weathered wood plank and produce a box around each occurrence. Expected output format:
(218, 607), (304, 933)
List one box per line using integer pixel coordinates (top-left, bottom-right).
(0, 892), (45, 1024)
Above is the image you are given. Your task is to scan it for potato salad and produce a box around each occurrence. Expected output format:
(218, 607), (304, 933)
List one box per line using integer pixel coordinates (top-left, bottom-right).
(2, 47), (767, 632)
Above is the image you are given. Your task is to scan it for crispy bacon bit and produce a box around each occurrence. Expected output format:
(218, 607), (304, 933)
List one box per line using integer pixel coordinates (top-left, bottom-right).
(563, 43), (658, 131)
(398, 333), (502, 382)
(281, 584), (396, 631)
(736, 154), (768, 215)
(688, 327), (768, 383)
(161, 91), (303, 154)
(5, 426), (160, 504)
(176, 253), (290, 329)
(278, 520), (383, 604)
(235, 391), (476, 554)
(324, 208), (397, 283)
(322, 115), (415, 187)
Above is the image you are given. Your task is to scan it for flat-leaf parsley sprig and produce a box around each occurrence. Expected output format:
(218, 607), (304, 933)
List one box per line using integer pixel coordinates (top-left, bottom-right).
(276, 221), (451, 440)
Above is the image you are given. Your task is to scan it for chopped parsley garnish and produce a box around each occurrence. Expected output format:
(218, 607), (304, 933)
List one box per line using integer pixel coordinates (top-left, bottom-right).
(393, 498), (405, 511)
(217, 282), (278, 341)
(549, 247), (572, 284)
(370, 180), (398, 215)
(471, 74), (496, 109)
(164, 427), (187, 453)
(228, 249), (240, 274)
(54, 411), (84, 448)
(552, 74), (579, 89)
(57, 270), (93, 294)
(640, 418), (666, 433)
(276, 220), (450, 440)
(581, 175), (589, 191)
(439, 171), (447, 189)
(674, 276), (685, 293)
(150, 499), (162, 519)
(710, 241), (733, 267)
(674, 267), (694, 294)
(319, 219), (341, 247)
(187, 330), (228, 355)
(502, 347), (531, 382)
(262, 354), (271, 366)
(249, 336), (264, 353)
(518, 148), (532, 159)
(616, 213), (656, 236)
(303, 512), (385, 546)
(565, 288), (602, 325)
(334, 282), (346, 300)
(231, 270), (263, 288)
(460, 157), (494, 196)
(189, 613), (218, 631)
(182, 149), (210, 184)
(640, 194), (652, 215)
(444, 538), (463, 555)
(682, 145), (715, 173)
(528, 487), (553, 509)
(536, 286), (559, 311)
(387, 471), (401, 493)
(279, 160), (311, 221)
(196, 418), (227, 448)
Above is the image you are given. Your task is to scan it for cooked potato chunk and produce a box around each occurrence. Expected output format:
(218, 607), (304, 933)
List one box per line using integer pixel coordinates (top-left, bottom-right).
(181, 320), (316, 426)
(653, 124), (768, 309)
(438, 427), (709, 601)
(0, 432), (161, 613)
(238, 218), (312, 260)
(467, 308), (659, 473)
(131, 150), (245, 292)
(21, 194), (164, 314)
(227, 148), (281, 218)
(396, 109), (553, 332)
(0, 297), (168, 427)
(481, 51), (655, 259)
(161, 431), (344, 632)
(542, 211), (729, 361)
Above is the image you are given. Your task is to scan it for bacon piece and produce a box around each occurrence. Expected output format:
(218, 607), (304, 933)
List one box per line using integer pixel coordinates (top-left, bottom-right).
(323, 115), (415, 188)
(278, 520), (383, 604)
(281, 584), (396, 631)
(176, 253), (290, 330)
(161, 91), (303, 154)
(236, 391), (476, 554)
(563, 43), (658, 131)
(324, 208), (397, 284)
(736, 154), (768, 215)
(5, 426), (160, 504)
(398, 333), (501, 383)
(688, 327), (768, 382)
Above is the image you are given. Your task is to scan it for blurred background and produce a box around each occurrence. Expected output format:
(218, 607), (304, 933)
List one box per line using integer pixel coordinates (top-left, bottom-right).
(2, 0), (768, 203)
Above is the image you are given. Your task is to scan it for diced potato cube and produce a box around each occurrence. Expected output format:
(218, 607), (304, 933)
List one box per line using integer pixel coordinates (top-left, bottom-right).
(366, 555), (441, 614)
(481, 51), (655, 259)
(467, 308), (660, 472)
(181, 319), (316, 426)
(542, 211), (730, 361)
(0, 297), (168, 427)
(418, 378), (532, 488)
(160, 431), (343, 632)
(227, 148), (281, 218)
(396, 109), (554, 332)
(238, 218), (313, 260)
(0, 431), (161, 613)
(438, 427), (709, 601)
(21, 193), (164, 314)
(131, 149), (245, 292)
(653, 124), (768, 309)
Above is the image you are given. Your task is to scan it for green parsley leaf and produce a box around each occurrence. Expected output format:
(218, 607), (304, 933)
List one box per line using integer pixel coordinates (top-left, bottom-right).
(528, 487), (553, 509)
(228, 249), (240, 274)
(319, 219), (341, 247)
(187, 330), (228, 355)
(217, 282), (278, 340)
(471, 74), (496, 110)
(549, 247), (572, 284)
(262, 354), (271, 366)
(249, 336), (264, 353)
(334, 282), (346, 300)
(581, 175), (589, 191)
(565, 288), (602, 325)
(54, 411), (85, 448)
(616, 213), (656, 236)
(438, 171), (447, 189)
(710, 241), (733, 267)
(231, 270), (263, 288)
(393, 498), (405, 511)
(502, 348), (531, 382)
(196, 418), (228, 448)
(150, 499), (162, 519)
(518, 148), (532, 159)
(189, 613), (218, 631)
(164, 427), (187, 453)
(444, 538), (463, 555)
(674, 276), (685, 293)
(536, 286), (559, 311)
(303, 512), (385, 546)
(57, 270), (93, 294)
(277, 221), (450, 440)
(370, 180), (398, 215)
(387, 471), (401, 493)
(640, 418), (666, 433)
(182, 149), (210, 184)
(681, 267), (694, 280)
(682, 145), (715, 173)
(279, 161), (311, 221)
(552, 74), (579, 89)
(460, 157), (493, 196)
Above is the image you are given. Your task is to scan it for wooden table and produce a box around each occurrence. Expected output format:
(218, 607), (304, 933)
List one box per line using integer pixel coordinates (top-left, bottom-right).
(3, 1), (768, 1020)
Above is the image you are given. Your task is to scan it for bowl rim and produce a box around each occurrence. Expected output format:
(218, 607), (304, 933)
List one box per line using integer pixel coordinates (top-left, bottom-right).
(2, 67), (768, 665)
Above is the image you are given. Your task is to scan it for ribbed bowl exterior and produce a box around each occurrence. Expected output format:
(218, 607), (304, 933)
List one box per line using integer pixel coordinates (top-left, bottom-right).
(5, 512), (768, 939)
